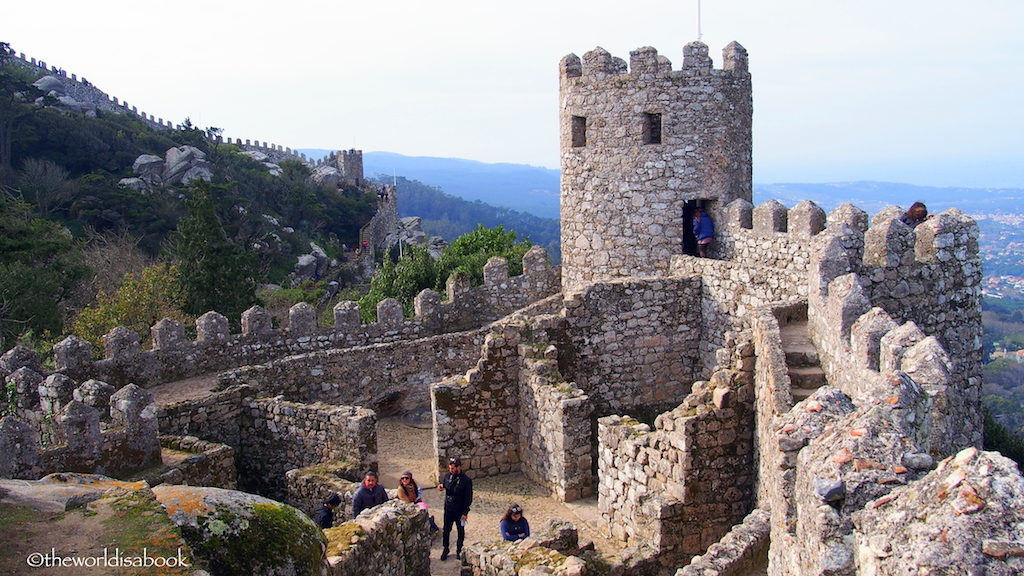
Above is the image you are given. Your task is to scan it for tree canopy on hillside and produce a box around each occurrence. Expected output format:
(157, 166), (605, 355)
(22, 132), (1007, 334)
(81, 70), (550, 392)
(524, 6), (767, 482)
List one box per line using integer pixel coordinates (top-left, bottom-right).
(0, 191), (87, 348)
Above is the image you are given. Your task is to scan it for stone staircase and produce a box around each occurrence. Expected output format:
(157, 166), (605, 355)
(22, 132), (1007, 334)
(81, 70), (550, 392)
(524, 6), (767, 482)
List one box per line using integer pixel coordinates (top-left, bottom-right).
(780, 320), (826, 403)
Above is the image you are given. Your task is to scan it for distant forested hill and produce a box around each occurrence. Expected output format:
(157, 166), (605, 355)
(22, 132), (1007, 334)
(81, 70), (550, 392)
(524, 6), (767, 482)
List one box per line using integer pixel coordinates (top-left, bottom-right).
(376, 176), (560, 263)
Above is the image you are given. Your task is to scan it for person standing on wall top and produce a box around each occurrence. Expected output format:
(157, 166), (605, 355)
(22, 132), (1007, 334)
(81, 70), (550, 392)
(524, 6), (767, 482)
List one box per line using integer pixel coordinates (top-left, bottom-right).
(352, 470), (389, 518)
(900, 201), (930, 228)
(499, 503), (530, 541)
(437, 457), (473, 561)
(312, 492), (341, 529)
(693, 206), (715, 258)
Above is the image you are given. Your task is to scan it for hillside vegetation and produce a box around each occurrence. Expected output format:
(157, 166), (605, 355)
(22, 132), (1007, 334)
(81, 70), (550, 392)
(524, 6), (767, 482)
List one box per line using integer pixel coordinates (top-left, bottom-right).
(0, 46), (376, 351)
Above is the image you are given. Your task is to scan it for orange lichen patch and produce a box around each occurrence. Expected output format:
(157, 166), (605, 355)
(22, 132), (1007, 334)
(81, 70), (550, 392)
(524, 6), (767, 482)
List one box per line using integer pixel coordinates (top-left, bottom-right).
(152, 485), (214, 517)
(884, 396), (900, 405)
(849, 427), (867, 437)
(894, 465), (909, 474)
(832, 447), (854, 464)
(853, 459), (885, 471)
(780, 423), (797, 434)
(951, 483), (986, 515)
(804, 400), (823, 412)
(937, 529), (949, 543)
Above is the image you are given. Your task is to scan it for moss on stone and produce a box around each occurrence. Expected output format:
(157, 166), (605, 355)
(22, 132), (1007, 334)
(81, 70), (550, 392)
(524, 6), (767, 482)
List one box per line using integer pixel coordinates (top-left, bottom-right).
(513, 546), (569, 572)
(182, 500), (325, 576)
(295, 458), (360, 484)
(102, 490), (194, 569)
(323, 522), (367, 556)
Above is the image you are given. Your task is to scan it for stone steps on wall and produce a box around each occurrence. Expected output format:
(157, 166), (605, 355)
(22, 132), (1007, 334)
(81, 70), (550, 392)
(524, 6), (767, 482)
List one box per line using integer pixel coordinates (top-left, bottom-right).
(779, 323), (819, 367)
(780, 320), (826, 403)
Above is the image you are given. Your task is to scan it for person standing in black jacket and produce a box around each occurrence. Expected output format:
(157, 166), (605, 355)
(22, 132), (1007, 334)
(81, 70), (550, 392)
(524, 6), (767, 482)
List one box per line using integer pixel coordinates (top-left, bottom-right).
(437, 457), (473, 560)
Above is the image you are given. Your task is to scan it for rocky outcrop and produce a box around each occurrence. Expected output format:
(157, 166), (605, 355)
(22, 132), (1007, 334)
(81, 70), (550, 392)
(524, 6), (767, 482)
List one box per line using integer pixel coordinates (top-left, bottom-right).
(290, 241), (331, 286)
(119, 146), (213, 192)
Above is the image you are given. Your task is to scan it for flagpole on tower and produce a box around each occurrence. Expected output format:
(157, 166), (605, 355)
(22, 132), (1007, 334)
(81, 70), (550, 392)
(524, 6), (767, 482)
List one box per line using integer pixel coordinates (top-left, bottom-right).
(696, 0), (703, 42)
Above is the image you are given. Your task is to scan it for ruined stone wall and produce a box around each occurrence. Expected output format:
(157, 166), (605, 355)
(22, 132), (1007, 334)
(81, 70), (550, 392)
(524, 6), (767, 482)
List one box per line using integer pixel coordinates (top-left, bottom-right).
(15, 251), (558, 390)
(464, 519), (590, 576)
(238, 398), (376, 500)
(158, 385), (254, 448)
(564, 277), (702, 414)
(749, 303), (811, 509)
(158, 435), (237, 490)
(596, 358), (756, 563)
(325, 500), (431, 576)
(432, 325), (523, 478)
(285, 461), (362, 524)
(677, 509), (769, 576)
(516, 316), (594, 502)
(559, 41), (752, 291)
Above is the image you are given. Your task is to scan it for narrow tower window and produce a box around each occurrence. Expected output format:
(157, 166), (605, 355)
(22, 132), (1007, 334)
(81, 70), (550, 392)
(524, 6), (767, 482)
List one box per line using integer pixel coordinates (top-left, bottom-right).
(572, 116), (587, 147)
(644, 113), (662, 144)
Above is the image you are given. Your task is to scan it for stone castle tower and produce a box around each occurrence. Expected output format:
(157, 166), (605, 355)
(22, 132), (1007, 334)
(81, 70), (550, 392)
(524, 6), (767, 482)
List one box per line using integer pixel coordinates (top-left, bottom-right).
(559, 41), (752, 292)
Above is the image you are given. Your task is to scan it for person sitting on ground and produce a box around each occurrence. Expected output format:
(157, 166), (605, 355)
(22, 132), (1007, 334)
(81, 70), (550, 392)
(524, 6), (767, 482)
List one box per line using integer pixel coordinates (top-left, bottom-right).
(312, 492), (341, 529)
(500, 503), (530, 541)
(351, 470), (389, 518)
(900, 201), (930, 228)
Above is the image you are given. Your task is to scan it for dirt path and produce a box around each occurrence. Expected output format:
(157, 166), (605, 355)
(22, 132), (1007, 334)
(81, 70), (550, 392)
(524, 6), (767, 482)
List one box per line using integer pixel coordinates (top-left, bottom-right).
(376, 417), (620, 575)
(149, 375), (220, 407)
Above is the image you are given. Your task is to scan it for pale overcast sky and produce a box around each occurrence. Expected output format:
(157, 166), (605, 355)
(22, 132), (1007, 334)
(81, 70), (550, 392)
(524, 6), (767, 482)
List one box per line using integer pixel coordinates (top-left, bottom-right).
(4, 0), (1022, 187)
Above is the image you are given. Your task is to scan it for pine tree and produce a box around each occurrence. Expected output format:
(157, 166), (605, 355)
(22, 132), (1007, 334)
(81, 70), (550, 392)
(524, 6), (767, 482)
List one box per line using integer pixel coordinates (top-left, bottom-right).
(165, 180), (258, 324)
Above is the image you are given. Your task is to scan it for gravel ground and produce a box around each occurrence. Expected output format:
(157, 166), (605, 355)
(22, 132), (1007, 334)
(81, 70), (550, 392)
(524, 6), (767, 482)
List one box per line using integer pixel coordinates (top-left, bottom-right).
(376, 417), (620, 575)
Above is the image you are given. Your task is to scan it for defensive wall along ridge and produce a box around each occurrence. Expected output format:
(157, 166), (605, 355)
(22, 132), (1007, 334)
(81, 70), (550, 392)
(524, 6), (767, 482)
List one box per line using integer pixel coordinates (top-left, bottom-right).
(3, 43), (351, 166)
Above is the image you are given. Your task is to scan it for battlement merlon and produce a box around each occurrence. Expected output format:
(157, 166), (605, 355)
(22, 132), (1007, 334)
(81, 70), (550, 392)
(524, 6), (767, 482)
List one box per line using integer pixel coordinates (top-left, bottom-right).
(559, 41), (749, 80)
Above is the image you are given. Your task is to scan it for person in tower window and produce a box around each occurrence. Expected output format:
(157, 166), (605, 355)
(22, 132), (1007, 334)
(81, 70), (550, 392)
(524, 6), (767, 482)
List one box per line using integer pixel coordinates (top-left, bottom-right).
(693, 206), (715, 258)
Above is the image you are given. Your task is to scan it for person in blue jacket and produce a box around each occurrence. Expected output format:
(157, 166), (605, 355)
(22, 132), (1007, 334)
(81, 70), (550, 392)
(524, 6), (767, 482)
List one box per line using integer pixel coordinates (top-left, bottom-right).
(352, 470), (389, 518)
(499, 503), (530, 541)
(693, 206), (715, 258)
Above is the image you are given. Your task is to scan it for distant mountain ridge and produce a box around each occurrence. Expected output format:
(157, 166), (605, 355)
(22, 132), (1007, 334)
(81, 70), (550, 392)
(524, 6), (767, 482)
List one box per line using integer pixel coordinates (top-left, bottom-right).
(299, 149), (1024, 219)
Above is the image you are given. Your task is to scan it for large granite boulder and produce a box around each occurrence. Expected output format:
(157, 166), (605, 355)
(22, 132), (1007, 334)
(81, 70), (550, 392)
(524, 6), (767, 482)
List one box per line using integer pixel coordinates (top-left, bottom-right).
(152, 484), (327, 576)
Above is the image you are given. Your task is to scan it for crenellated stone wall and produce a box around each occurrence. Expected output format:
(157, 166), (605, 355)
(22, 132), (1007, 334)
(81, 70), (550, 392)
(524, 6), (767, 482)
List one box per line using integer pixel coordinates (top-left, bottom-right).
(8, 250), (559, 390)
(0, 383), (161, 480)
(806, 206), (983, 451)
